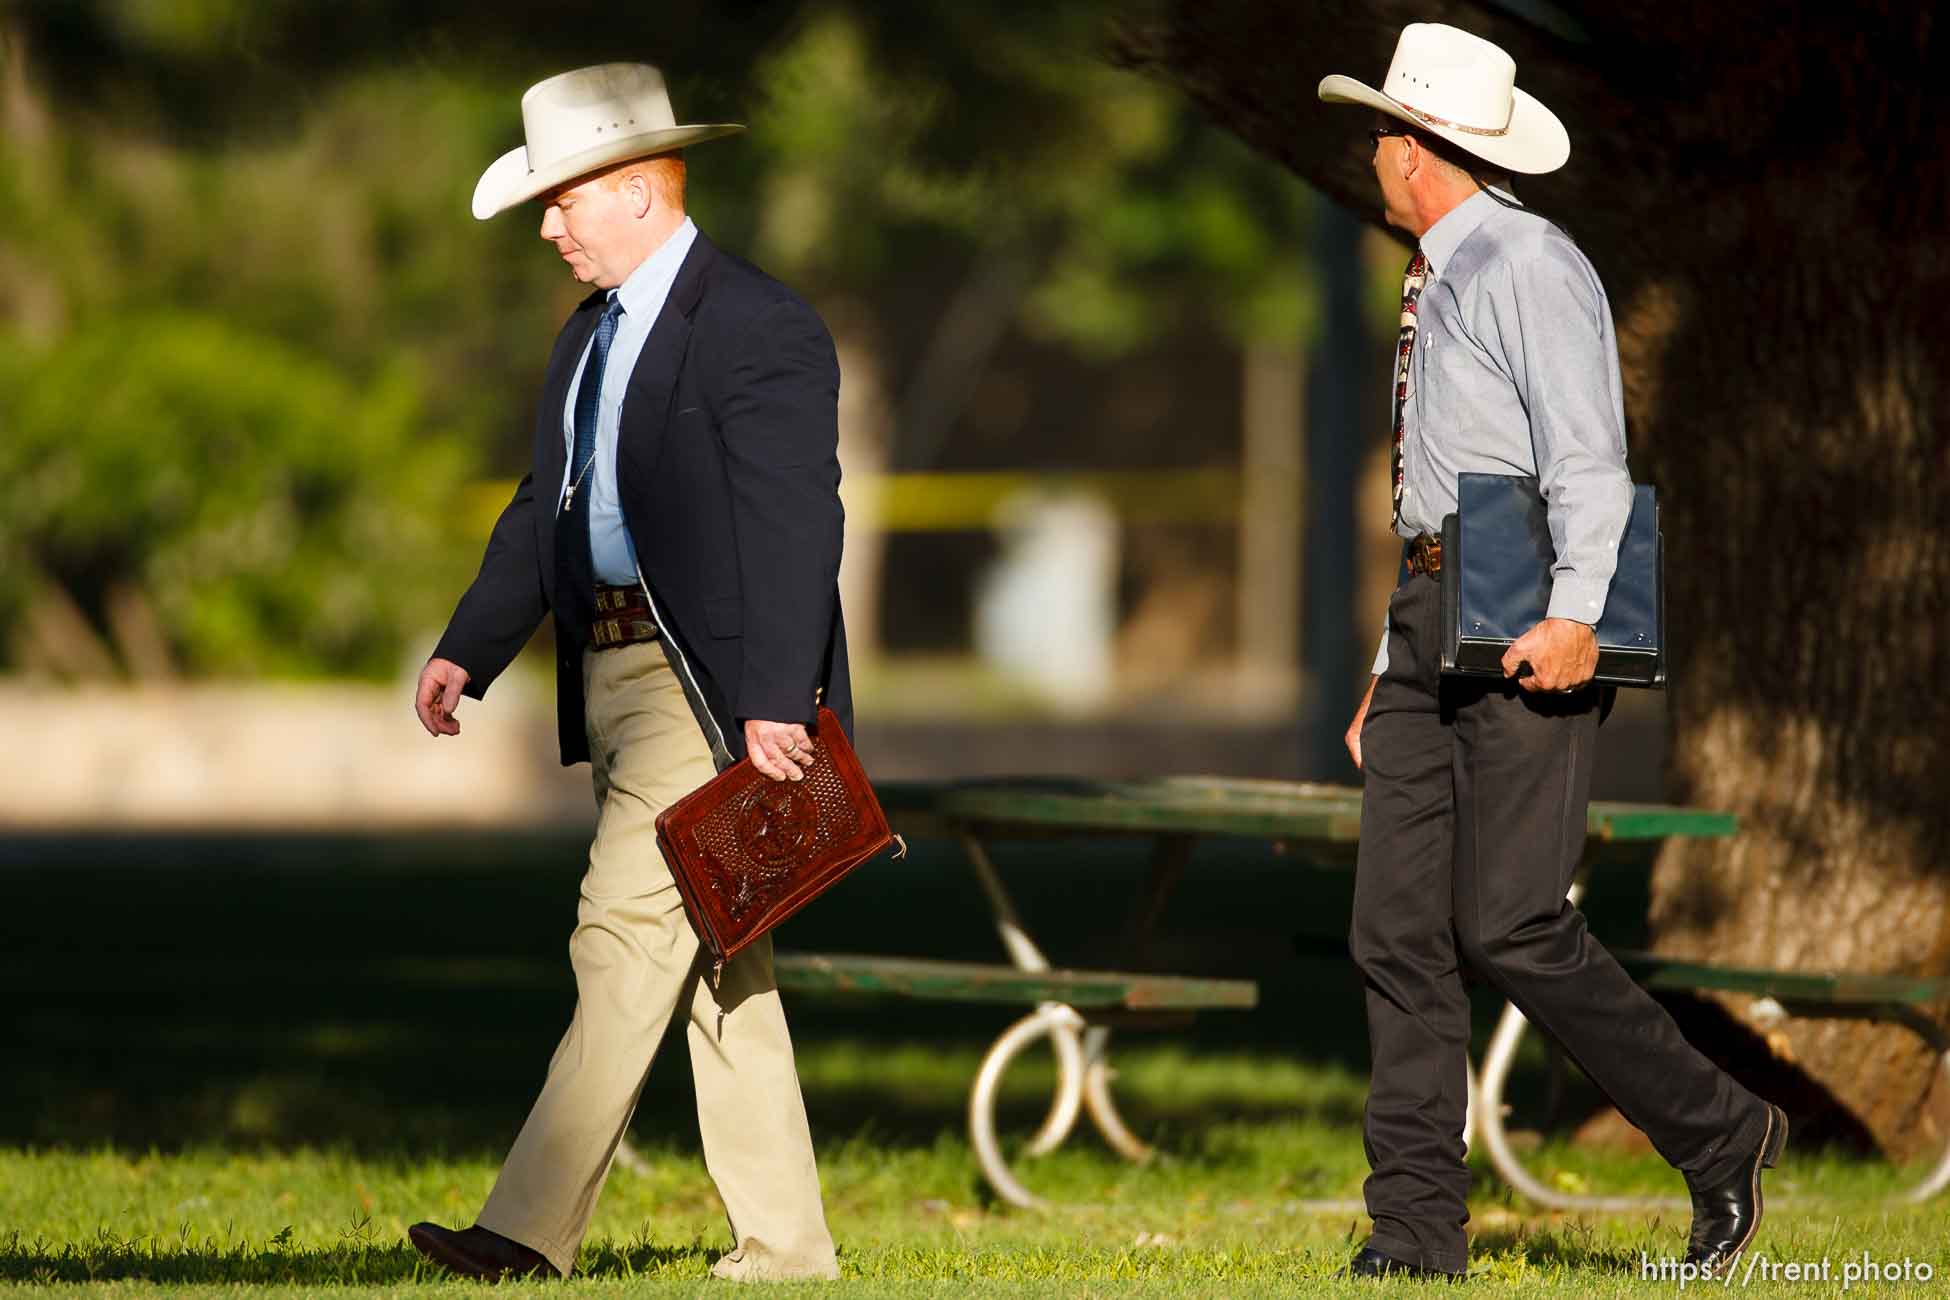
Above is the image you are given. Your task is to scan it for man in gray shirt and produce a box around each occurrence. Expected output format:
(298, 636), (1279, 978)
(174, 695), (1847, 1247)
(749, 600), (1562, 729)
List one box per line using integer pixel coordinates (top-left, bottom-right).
(1319, 23), (1784, 1281)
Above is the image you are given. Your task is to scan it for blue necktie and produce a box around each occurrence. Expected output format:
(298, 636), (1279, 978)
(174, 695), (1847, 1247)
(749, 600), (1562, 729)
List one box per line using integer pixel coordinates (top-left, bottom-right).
(565, 293), (625, 511)
(557, 293), (625, 641)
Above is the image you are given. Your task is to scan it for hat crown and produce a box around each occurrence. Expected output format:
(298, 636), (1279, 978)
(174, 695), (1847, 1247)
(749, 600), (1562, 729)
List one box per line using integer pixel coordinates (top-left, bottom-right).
(1380, 23), (1516, 133)
(519, 63), (680, 174)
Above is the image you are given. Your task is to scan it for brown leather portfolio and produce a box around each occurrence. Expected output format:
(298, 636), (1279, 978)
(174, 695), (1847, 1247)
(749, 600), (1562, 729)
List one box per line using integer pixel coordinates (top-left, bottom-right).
(655, 706), (895, 973)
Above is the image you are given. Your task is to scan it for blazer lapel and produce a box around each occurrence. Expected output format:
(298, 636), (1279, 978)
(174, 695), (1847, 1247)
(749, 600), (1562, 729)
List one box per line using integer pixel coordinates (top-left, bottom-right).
(535, 295), (606, 499)
(619, 232), (719, 481)
(533, 292), (605, 606)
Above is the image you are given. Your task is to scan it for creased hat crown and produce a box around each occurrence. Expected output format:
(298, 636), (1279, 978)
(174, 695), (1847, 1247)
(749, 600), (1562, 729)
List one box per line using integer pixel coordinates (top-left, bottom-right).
(1316, 22), (1568, 175)
(471, 62), (743, 219)
(520, 64), (680, 168)
(1382, 24), (1516, 135)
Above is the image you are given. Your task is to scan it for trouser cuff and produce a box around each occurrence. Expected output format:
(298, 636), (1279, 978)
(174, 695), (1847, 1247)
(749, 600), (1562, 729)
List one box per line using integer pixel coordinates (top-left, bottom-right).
(1687, 1097), (1773, 1188)
(474, 1210), (577, 1280)
(1367, 1229), (1468, 1276)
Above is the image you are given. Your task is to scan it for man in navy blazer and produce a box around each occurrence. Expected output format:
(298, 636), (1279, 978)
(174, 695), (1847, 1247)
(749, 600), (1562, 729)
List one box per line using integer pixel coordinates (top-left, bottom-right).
(406, 64), (845, 1283)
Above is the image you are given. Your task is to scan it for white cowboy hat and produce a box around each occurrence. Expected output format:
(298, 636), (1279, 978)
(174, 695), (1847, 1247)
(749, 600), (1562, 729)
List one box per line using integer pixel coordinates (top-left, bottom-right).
(472, 63), (744, 220)
(1317, 23), (1568, 175)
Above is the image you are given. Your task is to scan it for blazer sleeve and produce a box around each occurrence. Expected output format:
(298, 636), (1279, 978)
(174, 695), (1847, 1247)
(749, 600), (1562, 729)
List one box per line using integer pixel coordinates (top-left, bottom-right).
(715, 298), (844, 726)
(431, 471), (548, 699)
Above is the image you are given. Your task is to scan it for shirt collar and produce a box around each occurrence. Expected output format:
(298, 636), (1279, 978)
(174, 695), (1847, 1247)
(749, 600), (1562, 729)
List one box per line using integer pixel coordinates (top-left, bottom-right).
(1418, 189), (1506, 278)
(613, 217), (699, 318)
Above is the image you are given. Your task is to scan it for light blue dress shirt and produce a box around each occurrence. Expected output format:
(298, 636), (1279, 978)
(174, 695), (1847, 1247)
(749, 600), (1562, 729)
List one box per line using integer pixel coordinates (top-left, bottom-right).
(557, 217), (700, 585)
(1373, 190), (1634, 676)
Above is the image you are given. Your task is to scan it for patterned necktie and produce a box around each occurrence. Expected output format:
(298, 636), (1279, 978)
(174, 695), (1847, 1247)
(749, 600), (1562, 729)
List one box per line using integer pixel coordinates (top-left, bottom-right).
(565, 292), (625, 512)
(1390, 249), (1429, 531)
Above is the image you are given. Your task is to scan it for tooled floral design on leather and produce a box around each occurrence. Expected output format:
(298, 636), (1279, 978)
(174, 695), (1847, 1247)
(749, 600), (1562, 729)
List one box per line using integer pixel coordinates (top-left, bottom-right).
(695, 752), (862, 922)
(738, 782), (819, 866)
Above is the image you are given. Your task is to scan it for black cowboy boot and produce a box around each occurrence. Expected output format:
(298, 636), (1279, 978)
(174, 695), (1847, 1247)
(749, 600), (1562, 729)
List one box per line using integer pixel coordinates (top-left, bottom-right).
(1684, 1103), (1788, 1275)
(1347, 1241), (1465, 1281)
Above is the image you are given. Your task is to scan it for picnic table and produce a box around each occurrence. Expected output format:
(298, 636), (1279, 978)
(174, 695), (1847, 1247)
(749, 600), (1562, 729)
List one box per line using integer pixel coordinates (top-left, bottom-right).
(774, 776), (1950, 1210)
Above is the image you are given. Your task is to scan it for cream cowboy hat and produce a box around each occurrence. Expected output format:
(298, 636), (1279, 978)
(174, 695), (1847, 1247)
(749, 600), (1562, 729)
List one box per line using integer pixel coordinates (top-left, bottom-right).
(1317, 23), (1568, 175)
(472, 63), (744, 220)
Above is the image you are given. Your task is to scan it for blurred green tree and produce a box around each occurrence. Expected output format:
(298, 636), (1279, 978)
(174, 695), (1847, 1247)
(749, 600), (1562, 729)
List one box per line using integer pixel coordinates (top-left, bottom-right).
(2, 313), (465, 678)
(735, 5), (1317, 459)
(1, 1), (1324, 679)
(0, 31), (545, 678)
(726, 6), (1321, 665)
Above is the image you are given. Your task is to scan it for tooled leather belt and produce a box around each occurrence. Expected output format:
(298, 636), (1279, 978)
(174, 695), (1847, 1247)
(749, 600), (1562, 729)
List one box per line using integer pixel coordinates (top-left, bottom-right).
(591, 583), (660, 648)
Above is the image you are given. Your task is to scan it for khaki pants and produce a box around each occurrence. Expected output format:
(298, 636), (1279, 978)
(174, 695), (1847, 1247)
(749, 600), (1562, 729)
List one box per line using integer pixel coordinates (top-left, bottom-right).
(476, 642), (837, 1280)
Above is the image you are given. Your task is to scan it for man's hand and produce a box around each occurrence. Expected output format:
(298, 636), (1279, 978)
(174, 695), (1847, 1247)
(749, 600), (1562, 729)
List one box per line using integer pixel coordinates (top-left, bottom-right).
(1501, 618), (1598, 694)
(745, 718), (816, 782)
(1346, 675), (1380, 771)
(415, 658), (471, 737)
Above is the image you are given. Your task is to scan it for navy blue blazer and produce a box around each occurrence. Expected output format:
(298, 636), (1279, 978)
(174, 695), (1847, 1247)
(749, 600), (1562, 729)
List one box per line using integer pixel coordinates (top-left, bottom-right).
(433, 232), (851, 768)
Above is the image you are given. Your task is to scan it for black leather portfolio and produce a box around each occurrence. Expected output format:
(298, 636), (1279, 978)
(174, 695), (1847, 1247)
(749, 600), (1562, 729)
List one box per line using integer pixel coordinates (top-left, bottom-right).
(1439, 472), (1665, 688)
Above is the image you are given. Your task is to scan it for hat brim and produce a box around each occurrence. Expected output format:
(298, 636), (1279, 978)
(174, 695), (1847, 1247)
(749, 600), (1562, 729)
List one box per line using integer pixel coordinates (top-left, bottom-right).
(1317, 74), (1568, 175)
(471, 123), (745, 220)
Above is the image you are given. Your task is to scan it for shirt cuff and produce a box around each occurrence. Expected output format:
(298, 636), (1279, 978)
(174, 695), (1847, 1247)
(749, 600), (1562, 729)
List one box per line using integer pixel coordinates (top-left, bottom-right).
(1546, 575), (1610, 625)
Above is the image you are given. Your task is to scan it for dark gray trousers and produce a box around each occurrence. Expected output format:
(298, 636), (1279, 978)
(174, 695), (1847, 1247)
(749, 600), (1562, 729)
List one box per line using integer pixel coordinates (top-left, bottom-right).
(1351, 573), (1767, 1273)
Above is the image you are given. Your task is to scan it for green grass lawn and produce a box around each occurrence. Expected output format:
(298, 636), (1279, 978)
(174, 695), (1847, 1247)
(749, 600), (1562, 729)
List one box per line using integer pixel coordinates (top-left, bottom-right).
(2, 833), (1944, 1295)
(6, 1091), (1947, 1296)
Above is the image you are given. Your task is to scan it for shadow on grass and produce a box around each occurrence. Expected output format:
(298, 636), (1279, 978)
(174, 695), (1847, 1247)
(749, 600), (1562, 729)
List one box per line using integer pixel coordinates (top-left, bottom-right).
(0, 1227), (718, 1286)
(577, 1238), (716, 1278)
(1, 831), (1389, 1160)
(0, 1229), (428, 1287)
(3, 829), (1689, 1162)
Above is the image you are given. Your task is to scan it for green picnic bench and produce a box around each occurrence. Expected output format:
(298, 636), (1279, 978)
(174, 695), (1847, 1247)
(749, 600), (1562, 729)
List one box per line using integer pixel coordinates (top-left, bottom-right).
(772, 776), (1950, 1211)
(771, 952), (1257, 1208)
(1606, 954), (1950, 1202)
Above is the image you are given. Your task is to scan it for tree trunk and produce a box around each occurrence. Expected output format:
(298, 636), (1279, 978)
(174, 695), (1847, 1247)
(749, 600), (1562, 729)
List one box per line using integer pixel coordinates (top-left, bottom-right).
(1113, 0), (1950, 1157)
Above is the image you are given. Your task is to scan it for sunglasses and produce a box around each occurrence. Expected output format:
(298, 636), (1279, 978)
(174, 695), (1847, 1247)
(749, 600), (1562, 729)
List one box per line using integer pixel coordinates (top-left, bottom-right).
(1369, 124), (1412, 149)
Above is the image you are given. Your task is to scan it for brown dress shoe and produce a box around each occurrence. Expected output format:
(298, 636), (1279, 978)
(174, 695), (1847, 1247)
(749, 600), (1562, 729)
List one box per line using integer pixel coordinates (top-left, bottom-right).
(407, 1222), (556, 1280)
